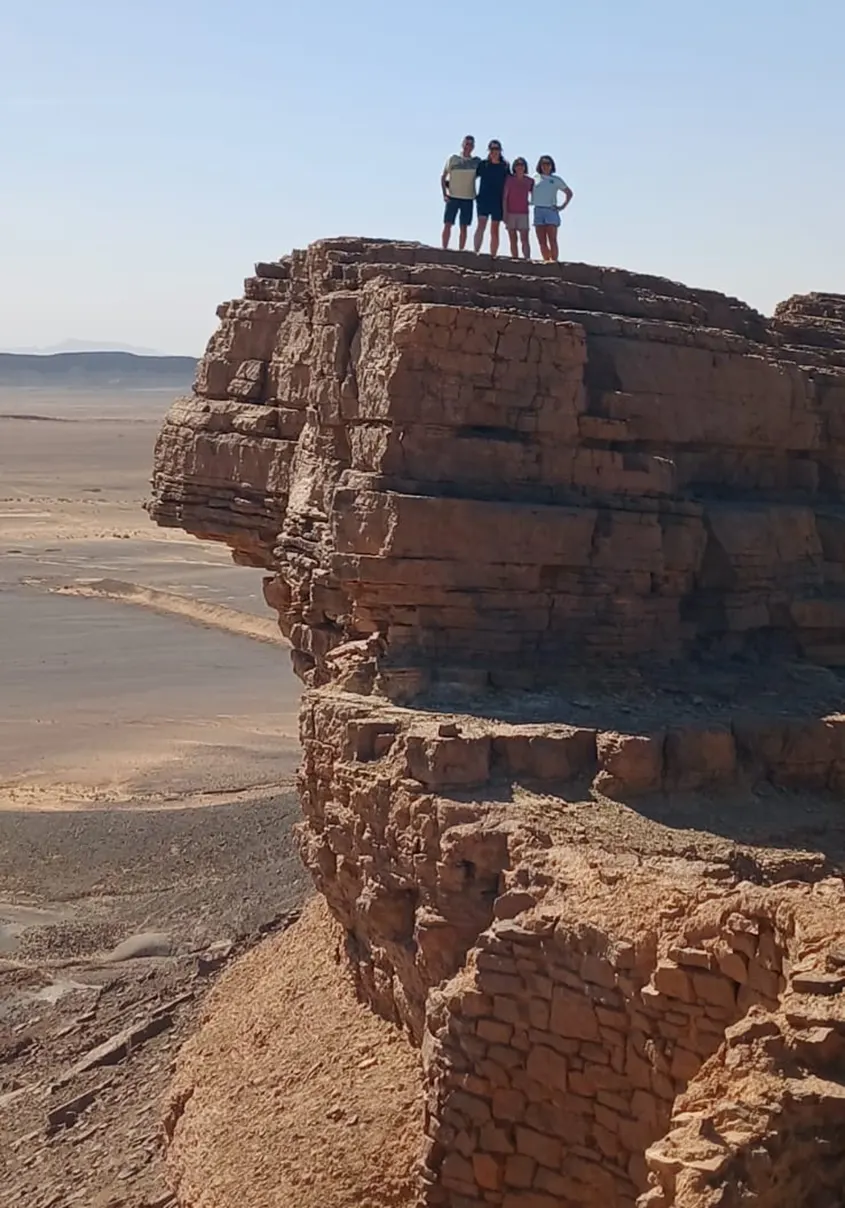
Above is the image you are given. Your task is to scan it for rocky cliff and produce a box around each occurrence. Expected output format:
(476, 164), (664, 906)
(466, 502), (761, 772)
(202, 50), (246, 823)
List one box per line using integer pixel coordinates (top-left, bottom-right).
(150, 240), (845, 1208)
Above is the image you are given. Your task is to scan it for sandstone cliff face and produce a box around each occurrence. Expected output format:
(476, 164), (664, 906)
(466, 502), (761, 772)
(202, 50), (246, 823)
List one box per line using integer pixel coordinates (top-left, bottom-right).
(152, 239), (845, 688)
(151, 241), (845, 1208)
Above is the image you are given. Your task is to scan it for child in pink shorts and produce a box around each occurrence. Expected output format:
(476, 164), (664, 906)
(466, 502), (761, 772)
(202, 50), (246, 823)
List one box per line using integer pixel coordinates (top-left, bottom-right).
(503, 157), (533, 259)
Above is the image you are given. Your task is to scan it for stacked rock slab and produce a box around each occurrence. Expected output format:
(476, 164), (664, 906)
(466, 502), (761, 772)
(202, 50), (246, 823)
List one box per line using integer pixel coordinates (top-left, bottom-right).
(150, 240), (845, 1208)
(151, 238), (845, 683)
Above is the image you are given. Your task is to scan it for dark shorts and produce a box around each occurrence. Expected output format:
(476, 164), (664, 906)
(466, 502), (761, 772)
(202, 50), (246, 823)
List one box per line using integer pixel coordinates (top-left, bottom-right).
(443, 197), (474, 226)
(477, 196), (504, 222)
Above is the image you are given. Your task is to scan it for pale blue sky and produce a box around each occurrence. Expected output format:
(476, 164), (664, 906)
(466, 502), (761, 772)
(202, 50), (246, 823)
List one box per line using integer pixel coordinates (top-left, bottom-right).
(1, 0), (843, 354)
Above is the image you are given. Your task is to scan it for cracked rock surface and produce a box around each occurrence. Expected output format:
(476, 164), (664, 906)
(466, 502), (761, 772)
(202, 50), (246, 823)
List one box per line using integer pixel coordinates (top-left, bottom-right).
(150, 240), (845, 1207)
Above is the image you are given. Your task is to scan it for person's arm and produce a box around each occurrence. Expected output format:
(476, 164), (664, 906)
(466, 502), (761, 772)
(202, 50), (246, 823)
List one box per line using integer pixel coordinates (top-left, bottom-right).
(441, 160), (451, 202)
(556, 178), (574, 211)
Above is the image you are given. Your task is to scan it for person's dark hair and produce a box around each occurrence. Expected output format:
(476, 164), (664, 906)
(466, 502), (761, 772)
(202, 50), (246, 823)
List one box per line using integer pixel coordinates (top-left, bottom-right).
(512, 156), (528, 172)
(536, 154), (556, 174)
(464, 134), (475, 145)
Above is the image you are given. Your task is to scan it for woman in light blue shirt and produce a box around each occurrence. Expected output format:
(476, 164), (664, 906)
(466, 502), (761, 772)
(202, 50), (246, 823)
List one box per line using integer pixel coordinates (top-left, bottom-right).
(532, 155), (573, 262)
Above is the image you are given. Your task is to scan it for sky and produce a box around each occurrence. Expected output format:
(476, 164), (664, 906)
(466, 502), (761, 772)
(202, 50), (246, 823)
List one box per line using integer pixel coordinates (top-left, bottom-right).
(1, 0), (843, 355)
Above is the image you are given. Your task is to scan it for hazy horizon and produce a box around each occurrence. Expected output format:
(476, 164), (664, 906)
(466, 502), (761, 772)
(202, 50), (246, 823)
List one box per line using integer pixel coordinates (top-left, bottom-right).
(0, 344), (196, 358)
(2, 0), (843, 355)
(0, 339), (176, 356)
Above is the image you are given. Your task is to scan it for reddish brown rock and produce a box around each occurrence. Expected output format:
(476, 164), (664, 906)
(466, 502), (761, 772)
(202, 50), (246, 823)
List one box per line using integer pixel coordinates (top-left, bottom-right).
(149, 240), (845, 686)
(595, 732), (664, 797)
(150, 243), (845, 1208)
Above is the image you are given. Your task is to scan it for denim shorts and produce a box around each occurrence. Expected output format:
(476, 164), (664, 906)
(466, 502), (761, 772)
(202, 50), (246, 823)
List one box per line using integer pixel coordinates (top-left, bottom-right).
(444, 197), (474, 226)
(533, 205), (560, 227)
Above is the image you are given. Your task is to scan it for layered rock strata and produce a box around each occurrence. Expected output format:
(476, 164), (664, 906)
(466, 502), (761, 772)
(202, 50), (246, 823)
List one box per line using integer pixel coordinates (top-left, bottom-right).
(151, 241), (845, 1208)
(152, 239), (845, 687)
(297, 688), (845, 1208)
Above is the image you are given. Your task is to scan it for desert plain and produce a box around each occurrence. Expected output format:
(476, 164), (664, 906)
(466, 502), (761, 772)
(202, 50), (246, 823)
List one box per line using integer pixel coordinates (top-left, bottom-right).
(0, 387), (308, 1206)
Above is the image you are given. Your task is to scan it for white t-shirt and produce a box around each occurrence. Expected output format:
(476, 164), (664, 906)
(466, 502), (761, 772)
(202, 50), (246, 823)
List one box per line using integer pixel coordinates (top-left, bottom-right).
(443, 154), (481, 200)
(532, 173), (569, 208)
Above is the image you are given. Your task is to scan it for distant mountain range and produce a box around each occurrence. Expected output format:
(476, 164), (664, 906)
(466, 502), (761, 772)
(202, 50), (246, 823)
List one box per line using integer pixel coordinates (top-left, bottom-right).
(1, 340), (167, 356)
(0, 350), (198, 390)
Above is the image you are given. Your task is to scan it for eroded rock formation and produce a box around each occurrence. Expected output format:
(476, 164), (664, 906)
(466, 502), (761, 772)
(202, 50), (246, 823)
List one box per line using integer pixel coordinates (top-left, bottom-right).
(151, 240), (845, 1208)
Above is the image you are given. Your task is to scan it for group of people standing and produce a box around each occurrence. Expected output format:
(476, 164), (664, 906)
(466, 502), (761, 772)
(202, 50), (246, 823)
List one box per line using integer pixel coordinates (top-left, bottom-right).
(441, 135), (573, 262)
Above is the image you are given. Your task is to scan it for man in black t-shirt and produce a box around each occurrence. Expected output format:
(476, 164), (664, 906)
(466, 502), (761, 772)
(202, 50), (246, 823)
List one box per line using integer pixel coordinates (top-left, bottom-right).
(474, 140), (510, 256)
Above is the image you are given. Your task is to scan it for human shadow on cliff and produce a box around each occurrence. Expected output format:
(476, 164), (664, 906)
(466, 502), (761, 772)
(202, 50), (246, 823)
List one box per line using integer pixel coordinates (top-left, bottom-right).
(404, 657), (845, 879)
(450, 773), (845, 884)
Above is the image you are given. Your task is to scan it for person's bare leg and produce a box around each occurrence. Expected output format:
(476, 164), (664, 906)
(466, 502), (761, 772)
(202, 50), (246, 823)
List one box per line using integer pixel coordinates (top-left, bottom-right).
(520, 229), (531, 259)
(489, 220), (501, 257)
(549, 228), (560, 261)
(441, 224), (452, 250)
(458, 223), (470, 251)
(473, 216), (488, 253)
(536, 227), (549, 260)
(509, 229), (519, 258)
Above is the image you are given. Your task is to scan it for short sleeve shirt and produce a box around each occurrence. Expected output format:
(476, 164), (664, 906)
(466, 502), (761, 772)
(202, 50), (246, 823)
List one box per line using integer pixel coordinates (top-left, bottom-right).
(503, 175), (533, 215)
(444, 154), (481, 200)
(531, 173), (569, 208)
(476, 159), (510, 204)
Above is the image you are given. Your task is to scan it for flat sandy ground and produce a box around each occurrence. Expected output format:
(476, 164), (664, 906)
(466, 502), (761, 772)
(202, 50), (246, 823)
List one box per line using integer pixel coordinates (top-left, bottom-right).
(0, 388), (309, 1207)
(0, 387), (301, 803)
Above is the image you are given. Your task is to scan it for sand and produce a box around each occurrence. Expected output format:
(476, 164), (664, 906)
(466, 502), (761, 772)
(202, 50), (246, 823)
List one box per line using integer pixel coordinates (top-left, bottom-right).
(0, 387), (302, 805)
(165, 898), (421, 1208)
(0, 387), (309, 1207)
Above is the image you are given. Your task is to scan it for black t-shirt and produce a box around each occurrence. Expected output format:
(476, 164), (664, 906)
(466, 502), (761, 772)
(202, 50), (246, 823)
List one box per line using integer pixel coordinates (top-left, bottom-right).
(476, 159), (510, 202)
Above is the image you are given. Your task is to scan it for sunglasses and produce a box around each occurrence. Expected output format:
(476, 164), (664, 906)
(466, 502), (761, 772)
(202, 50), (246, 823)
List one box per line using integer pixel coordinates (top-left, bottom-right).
(489, 143), (501, 151)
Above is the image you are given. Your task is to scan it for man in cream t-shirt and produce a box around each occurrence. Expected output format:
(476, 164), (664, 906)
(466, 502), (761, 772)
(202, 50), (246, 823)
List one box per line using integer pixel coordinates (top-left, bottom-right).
(440, 135), (481, 250)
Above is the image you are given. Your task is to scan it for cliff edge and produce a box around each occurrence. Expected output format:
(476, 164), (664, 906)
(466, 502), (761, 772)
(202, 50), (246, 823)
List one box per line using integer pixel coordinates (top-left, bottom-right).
(150, 240), (845, 1208)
